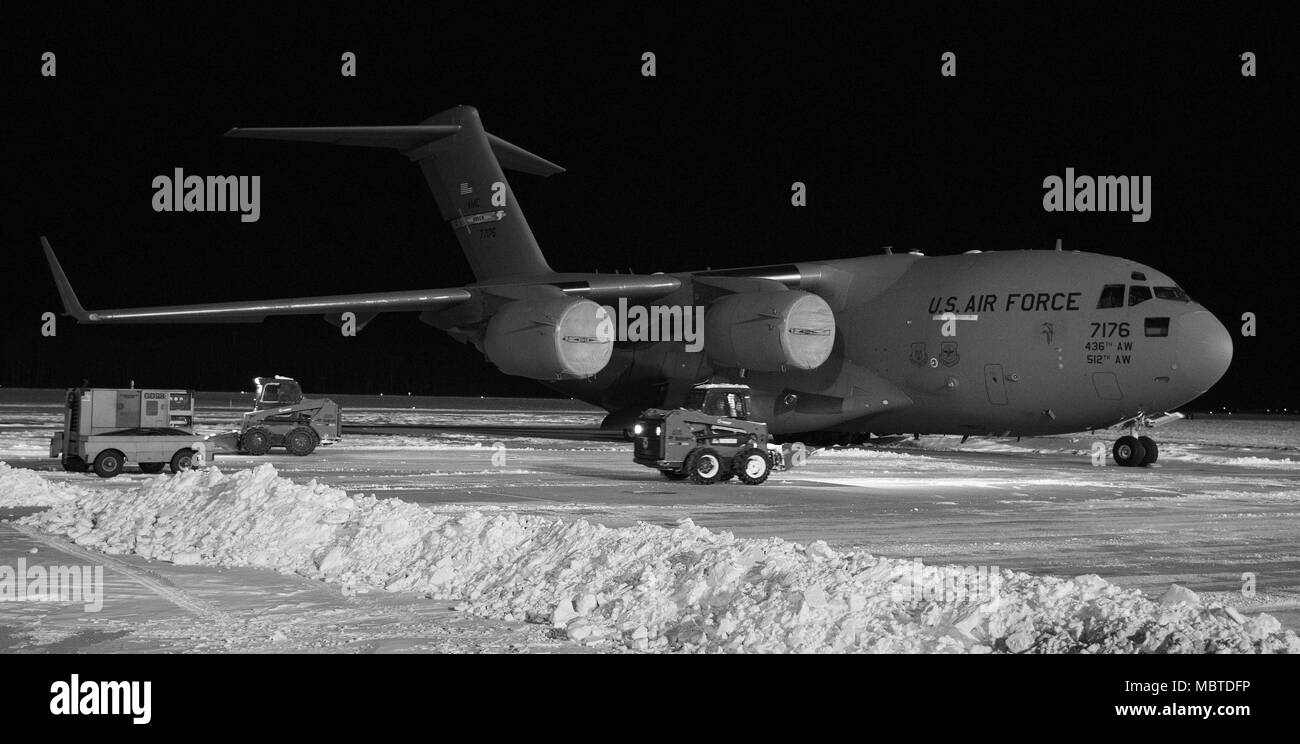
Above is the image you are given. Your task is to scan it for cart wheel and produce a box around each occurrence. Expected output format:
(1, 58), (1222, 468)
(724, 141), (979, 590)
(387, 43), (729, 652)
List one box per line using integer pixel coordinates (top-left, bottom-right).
(285, 427), (317, 456)
(241, 428), (271, 455)
(170, 448), (195, 474)
(684, 447), (723, 485)
(732, 447), (772, 485)
(139, 462), (165, 474)
(92, 450), (124, 478)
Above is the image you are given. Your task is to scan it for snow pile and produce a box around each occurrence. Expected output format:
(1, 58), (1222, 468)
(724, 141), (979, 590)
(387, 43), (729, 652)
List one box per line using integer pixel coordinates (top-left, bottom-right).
(11, 463), (1300, 653)
(0, 462), (90, 506)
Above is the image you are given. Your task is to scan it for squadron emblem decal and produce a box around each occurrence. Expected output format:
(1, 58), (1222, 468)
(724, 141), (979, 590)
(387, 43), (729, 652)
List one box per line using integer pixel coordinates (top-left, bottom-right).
(939, 341), (960, 367)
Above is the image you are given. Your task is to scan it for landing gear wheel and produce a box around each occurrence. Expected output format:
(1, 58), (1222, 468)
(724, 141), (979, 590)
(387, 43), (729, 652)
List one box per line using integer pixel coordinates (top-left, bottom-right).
(1113, 436), (1147, 467)
(285, 427), (317, 456)
(170, 448), (195, 474)
(1138, 436), (1159, 466)
(139, 462), (165, 474)
(241, 428), (271, 456)
(732, 447), (772, 485)
(92, 450), (124, 478)
(684, 447), (723, 485)
(660, 469), (688, 481)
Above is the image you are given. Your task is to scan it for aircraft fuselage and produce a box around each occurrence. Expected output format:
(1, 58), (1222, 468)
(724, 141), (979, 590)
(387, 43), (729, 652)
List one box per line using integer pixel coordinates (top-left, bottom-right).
(551, 249), (1233, 437)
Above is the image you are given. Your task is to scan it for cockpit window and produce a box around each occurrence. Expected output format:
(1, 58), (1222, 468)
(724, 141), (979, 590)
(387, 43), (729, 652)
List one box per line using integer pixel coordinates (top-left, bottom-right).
(1097, 284), (1125, 309)
(1128, 285), (1152, 306)
(1131, 271), (1147, 281)
(1154, 286), (1191, 302)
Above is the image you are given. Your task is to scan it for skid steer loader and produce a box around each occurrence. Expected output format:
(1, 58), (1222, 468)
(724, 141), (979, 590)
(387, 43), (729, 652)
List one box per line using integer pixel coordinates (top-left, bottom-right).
(209, 376), (341, 456)
(631, 384), (777, 485)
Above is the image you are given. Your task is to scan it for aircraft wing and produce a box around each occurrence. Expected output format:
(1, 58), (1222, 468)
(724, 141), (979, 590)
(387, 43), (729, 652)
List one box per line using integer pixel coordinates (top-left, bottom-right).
(40, 237), (472, 323)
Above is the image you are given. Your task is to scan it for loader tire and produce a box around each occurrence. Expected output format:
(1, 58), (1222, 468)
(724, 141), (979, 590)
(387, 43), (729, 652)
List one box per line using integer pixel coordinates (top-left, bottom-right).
(241, 428), (271, 456)
(285, 427), (317, 456)
(684, 447), (723, 485)
(732, 448), (772, 485)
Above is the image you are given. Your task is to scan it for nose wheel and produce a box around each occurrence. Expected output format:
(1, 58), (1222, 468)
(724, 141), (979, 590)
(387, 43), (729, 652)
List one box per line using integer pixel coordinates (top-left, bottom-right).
(1113, 435), (1159, 467)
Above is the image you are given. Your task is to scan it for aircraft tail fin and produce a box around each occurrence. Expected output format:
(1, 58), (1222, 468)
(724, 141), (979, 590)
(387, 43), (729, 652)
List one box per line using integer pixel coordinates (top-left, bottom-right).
(227, 105), (562, 281)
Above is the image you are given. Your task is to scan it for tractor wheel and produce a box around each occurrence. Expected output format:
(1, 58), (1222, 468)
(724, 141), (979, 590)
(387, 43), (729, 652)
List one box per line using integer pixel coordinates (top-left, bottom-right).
(92, 450), (125, 478)
(241, 428), (271, 456)
(139, 462), (165, 474)
(1112, 436), (1146, 467)
(1138, 436), (1159, 466)
(285, 427), (317, 456)
(659, 469), (688, 481)
(684, 447), (723, 485)
(732, 447), (772, 485)
(170, 448), (196, 474)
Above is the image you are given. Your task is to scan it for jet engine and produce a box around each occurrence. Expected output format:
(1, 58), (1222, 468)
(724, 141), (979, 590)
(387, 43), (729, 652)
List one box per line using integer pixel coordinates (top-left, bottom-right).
(484, 297), (613, 380)
(704, 290), (835, 371)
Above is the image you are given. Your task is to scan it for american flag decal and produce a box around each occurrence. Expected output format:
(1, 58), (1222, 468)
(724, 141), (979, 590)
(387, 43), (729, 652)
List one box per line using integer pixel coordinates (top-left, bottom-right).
(458, 182), (473, 195)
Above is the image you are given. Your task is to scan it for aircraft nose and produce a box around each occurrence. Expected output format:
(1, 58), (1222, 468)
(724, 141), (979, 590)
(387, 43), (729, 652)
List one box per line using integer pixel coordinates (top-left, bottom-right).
(1175, 310), (1233, 394)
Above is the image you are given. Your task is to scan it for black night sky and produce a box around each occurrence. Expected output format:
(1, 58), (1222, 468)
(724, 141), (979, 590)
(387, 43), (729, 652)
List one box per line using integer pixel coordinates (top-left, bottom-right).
(1, 3), (1295, 408)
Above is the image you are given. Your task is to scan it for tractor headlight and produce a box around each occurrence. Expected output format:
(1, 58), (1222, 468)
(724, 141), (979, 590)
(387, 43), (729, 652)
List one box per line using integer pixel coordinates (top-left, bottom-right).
(655, 425), (662, 436)
(633, 423), (644, 435)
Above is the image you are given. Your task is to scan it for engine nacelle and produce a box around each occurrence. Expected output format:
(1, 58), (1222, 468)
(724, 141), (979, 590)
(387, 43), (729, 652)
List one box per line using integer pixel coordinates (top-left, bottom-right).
(705, 290), (835, 371)
(484, 297), (613, 380)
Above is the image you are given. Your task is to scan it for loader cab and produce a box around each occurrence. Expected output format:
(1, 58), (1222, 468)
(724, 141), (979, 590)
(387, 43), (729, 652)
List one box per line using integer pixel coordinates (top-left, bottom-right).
(253, 376), (304, 410)
(683, 384), (752, 420)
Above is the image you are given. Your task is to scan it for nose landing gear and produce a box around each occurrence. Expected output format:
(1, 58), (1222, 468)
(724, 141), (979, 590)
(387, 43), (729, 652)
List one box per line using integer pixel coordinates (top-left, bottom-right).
(1113, 434), (1158, 467)
(1111, 412), (1179, 467)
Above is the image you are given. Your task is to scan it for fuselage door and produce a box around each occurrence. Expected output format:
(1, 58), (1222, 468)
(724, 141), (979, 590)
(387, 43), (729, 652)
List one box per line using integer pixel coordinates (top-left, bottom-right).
(984, 364), (1008, 405)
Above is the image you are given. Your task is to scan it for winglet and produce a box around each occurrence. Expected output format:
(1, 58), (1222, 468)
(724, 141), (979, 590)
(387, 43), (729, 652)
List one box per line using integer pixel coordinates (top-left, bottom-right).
(39, 236), (90, 321)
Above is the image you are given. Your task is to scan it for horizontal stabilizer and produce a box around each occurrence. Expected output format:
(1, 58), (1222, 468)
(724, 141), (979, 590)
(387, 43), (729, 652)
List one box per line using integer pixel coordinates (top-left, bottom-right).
(226, 125), (462, 152)
(226, 123), (564, 175)
(486, 133), (565, 176)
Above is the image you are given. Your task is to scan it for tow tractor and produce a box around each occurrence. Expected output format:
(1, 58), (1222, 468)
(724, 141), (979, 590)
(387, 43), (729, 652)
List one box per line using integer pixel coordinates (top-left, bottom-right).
(50, 387), (207, 478)
(208, 376), (341, 456)
(632, 384), (779, 484)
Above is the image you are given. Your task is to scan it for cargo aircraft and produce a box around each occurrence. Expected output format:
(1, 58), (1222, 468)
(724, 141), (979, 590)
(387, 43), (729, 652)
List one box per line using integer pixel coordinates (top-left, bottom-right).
(40, 106), (1232, 466)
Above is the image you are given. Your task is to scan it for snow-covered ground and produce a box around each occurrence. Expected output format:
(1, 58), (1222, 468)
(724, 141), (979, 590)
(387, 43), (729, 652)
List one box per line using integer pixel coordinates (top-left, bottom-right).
(5, 462), (1295, 653)
(3, 389), (1299, 653)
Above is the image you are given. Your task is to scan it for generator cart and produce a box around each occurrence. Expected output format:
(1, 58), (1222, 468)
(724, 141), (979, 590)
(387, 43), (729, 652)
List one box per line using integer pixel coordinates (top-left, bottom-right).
(50, 387), (207, 478)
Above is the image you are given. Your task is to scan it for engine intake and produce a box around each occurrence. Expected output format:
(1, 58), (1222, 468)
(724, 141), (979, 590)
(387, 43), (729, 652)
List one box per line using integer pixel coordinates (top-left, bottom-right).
(484, 297), (613, 380)
(705, 290), (835, 371)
